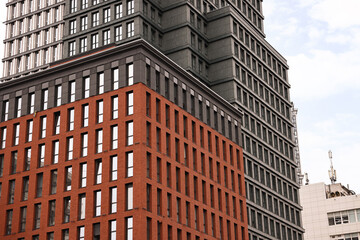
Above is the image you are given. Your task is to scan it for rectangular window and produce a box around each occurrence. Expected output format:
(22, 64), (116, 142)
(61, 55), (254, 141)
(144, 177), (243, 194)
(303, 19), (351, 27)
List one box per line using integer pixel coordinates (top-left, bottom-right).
(94, 190), (101, 216)
(48, 200), (56, 226)
(92, 33), (99, 48)
(111, 155), (118, 181)
(63, 197), (71, 223)
(98, 72), (105, 94)
(65, 166), (72, 191)
(78, 226), (85, 240)
(127, 92), (134, 115)
(81, 16), (88, 30)
(112, 68), (119, 90)
(42, 89), (48, 110)
(97, 100), (103, 123)
(80, 163), (87, 188)
(116, 4), (123, 18)
(50, 169), (57, 194)
(81, 37), (88, 53)
(69, 41), (76, 56)
(15, 97), (22, 118)
(127, 0), (134, 14)
(126, 183), (133, 210)
(0, 127), (6, 148)
(111, 125), (118, 149)
(81, 133), (88, 157)
(68, 108), (74, 131)
(53, 140), (59, 164)
(20, 206), (27, 232)
(96, 129), (103, 153)
(126, 217), (133, 240)
(70, 20), (76, 34)
(104, 8), (111, 23)
(110, 220), (117, 240)
(83, 104), (89, 127)
(21, 176), (29, 201)
(127, 63), (134, 85)
(92, 12), (99, 26)
(127, 121), (134, 145)
(10, 151), (17, 174)
(3, 100), (9, 121)
(79, 194), (86, 220)
(28, 93), (35, 114)
(95, 159), (102, 184)
(110, 187), (117, 213)
(8, 179), (15, 204)
(69, 81), (76, 102)
(112, 96), (118, 119)
(38, 144), (45, 168)
(54, 112), (60, 135)
(67, 137), (73, 160)
(13, 124), (20, 145)
(127, 22), (134, 37)
(83, 77), (90, 98)
(6, 209), (13, 235)
(115, 26), (122, 41)
(24, 148), (31, 171)
(126, 151), (133, 177)
(34, 203), (41, 229)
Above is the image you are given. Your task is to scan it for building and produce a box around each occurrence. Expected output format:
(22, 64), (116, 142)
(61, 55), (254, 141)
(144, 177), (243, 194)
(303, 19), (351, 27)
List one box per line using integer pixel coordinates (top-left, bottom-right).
(1, 0), (303, 240)
(300, 182), (360, 240)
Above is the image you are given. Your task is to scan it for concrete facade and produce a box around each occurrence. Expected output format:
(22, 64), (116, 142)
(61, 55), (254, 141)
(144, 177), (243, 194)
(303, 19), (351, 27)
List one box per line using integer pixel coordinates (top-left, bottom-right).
(300, 182), (360, 240)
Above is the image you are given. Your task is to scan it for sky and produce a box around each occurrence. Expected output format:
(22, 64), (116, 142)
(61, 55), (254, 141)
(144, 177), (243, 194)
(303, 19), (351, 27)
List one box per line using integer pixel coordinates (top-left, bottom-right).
(0, 1), (359, 192)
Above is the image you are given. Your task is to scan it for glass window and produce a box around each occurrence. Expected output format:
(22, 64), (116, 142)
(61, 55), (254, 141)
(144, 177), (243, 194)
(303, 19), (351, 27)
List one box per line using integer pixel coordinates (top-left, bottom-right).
(127, 22), (134, 38)
(83, 104), (89, 127)
(38, 144), (45, 167)
(48, 200), (56, 226)
(40, 116), (46, 138)
(96, 129), (103, 153)
(34, 203), (41, 229)
(97, 100), (103, 123)
(29, 93), (35, 114)
(111, 155), (118, 181)
(112, 68), (119, 89)
(79, 194), (86, 220)
(115, 26), (122, 41)
(20, 206), (27, 232)
(54, 112), (60, 135)
(112, 96), (118, 119)
(111, 125), (118, 149)
(126, 183), (133, 210)
(82, 133), (88, 157)
(98, 73), (104, 94)
(116, 3), (123, 18)
(1, 127), (6, 148)
(127, 121), (134, 145)
(50, 169), (57, 194)
(69, 81), (76, 102)
(42, 89), (48, 110)
(127, 0), (134, 14)
(8, 179), (15, 203)
(6, 210), (13, 235)
(84, 77), (90, 98)
(78, 226), (85, 240)
(63, 197), (71, 223)
(53, 140), (59, 164)
(110, 220), (117, 240)
(95, 159), (102, 184)
(127, 92), (134, 115)
(95, 190), (101, 216)
(55, 85), (62, 107)
(16, 97), (22, 118)
(65, 166), (72, 191)
(67, 137), (73, 160)
(110, 187), (117, 213)
(127, 152), (133, 177)
(80, 163), (87, 188)
(3, 100), (9, 121)
(126, 217), (133, 240)
(68, 109), (75, 131)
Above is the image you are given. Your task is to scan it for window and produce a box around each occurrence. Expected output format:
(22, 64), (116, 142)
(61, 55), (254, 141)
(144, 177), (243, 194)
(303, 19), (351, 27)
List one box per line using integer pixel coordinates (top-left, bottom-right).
(2, 100), (9, 121)
(68, 108), (75, 131)
(126, 217), (133, 240)
(92, 12), (99, 26)
(112, 96), (118, 119)
(8, 179), (15, 204)
(24, 148), (31, 171)
(67, 137), (74, 160)
(111, 155), (118, 181)
(94, 190), (101, 216)
(116, 4), (123, 18)
(82, 77), (90, 98)
(62, 229), (70, 240)
(83, 104), (89, 127)
(70, 0), (77, 13)
(79, 194), (86, 220)
(96, 129), (103, 153)
(97, 100), (103, 123)
(78, 226), (85, 240)
(70, 20), (76, 34)
(127, 0), (134, 14)
(110, 187), (117, 213)
(112, 68), (119, 89)
(29, 93), (35, 114)
(16, 97), (22, 117)
(80, 163), (87, 187)
(69, 81), (76, 102)
(104, 8), (111, 23)
(63, 197), (71, 223)
(1, 127), (6, 148)
(65, 166), (72, 191)
(81, 0), (88, 9)
(81, 133), (88, 157)
(42, 89), (49, 110)
(126, 183), (133, 210)
(127, 63), (134, 85)
(92, 33), (99, 48)
(20, 207), (27, 232)
(127, 22), (134, 37)
(110, 220), (117, 240)
(95, 159), (102, 184)
(13, 124), (20, 145)
(127, 121), (134, 145)
(96, 72), (105, 94)
(6, 210), (13, 235)
(50, 169), (57, 194)
(53, 140), (59, 164)
(126, 151), (133, 177)
(80, 37), (87, 52)
(81, 16), (88, 31)
(69, 41), (76, 56)
(38, 144), (45, 168)
(127, 92), (134, 115)
(55, 85), (62, 106)
(48, 200), (56, 226)
(103, 30), (111, 45)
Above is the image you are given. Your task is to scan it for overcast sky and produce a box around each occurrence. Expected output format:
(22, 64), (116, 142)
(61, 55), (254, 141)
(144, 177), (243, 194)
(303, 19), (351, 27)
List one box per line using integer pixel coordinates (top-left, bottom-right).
(0, 1), (359, 192)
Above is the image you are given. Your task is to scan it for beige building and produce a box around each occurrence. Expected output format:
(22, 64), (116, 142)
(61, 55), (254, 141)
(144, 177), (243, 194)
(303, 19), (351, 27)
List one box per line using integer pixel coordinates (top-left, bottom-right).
(300, 182), (360, 240)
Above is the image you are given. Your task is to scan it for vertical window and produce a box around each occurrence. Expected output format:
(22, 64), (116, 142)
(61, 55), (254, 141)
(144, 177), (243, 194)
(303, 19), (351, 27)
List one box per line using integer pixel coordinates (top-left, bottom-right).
(97, 100), (103, 123)
(92, 33), (99, 48)
(126, 217), (133, 240)
(103, 30), (111, 45)
(98, 72), (104, 94)
(81, 16), (88, 30)
(27, 120), (33, 142)
(126, 183), (133, 210)
(22, 176), (29, 200)
(83, 77), (90, 98)
(6, 209), (13, 235)
(81, 133), (88, 157)
(127, 92), (134, 115)
(62, 229), (69, 240)
(20, 207), (27, 232)
(110, 220), (117, 240)
(79, 194), (86, 220)
(70, 0), (77, 13)
(16, 97), (22, 117)
(38, 144), (45, 167)
(53, 140), (59, 164)
(115, 26), (122, 41)
(0, 127), (6, 148)
(40, 116), (46, 138)
(110, 187), (117, 213)
(112, 68), (119, 89)
(111, 125), (118, 149)
(54, 112), (60, 135)
(3, 100), (9, 121)
(127, 121), (134, 145)
(126, 151), (133, 177)
(104, 8), (111, 23)
(69, 41), (76, 56)
(116, 3), (123, 18)
(83, 104), (89, 127)
(67, 137), (73, 160)
(96, 129), (103, 153)
(24, 148), (31, 171)
(63, 197), (71, 223)
(92, 12), (99, 26)
(13, 124), (20, 145)
(42, 89), (48, 110)
(111, 155), (118, 181)
(78, 226), (85, 240)
(50, 169), (57, 194)
(8, 179), (15, 204)
(95, 159), (102, 184)
(80, 163), (87, 188)
(94, 190), (101, 216)
(55, 85), (62, 107)
(69, 81), (76, 102)
(80, 37), (87, 53)
(48, 200), (56, 226)
(70, 20), (77, 34)
(112, 96), (118, 119)
(127, 0), (134, 14)
(127, 63), (134, 85)
(36, 173), (43, 198)
(127, 22), (134, 37)
(65, 166), (72, 191)
(10, 151), (17, 174)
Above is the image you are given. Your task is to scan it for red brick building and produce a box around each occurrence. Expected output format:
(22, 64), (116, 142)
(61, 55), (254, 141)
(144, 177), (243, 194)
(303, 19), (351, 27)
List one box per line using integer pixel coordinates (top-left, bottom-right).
(0, 41), (248, 240)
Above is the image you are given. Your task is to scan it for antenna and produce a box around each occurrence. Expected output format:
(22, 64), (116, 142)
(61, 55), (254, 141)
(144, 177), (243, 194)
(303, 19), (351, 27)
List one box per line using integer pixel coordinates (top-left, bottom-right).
(328, 150), (337, 184)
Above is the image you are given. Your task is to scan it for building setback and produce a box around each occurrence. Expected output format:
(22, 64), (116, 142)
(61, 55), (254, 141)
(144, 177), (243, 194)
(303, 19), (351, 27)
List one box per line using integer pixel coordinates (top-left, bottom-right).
(1, 0), (304, 239)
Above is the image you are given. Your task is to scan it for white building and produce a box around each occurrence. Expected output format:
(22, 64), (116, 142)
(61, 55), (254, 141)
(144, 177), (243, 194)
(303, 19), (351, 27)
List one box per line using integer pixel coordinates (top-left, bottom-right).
(300, 182), (360, 240)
